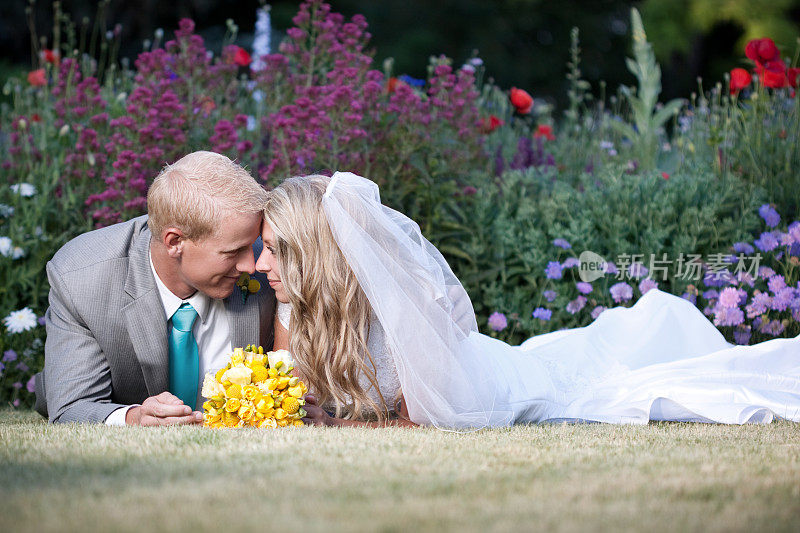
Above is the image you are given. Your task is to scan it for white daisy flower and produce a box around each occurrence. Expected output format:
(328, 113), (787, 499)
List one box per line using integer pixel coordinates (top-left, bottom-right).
(10, 183), (36, 197)
(3, 307), (38, 334)
(12, 247), (25, 259)
(0, 236), (12, 257)
(0, 204), (14, 217)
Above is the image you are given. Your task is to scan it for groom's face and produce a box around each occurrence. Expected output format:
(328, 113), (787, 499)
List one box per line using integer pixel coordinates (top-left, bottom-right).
(178, 211), (262, 299)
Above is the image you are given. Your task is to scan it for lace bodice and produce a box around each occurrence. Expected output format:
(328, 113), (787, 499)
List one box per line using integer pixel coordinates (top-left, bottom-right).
(276, 302), (402, 413)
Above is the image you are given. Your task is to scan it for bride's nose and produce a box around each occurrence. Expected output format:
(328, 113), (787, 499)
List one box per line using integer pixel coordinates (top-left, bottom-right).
(255, 249), (270, 273)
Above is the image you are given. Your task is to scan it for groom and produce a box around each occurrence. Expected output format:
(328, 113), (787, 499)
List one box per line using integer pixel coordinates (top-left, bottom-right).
(34, 151), (276, 425)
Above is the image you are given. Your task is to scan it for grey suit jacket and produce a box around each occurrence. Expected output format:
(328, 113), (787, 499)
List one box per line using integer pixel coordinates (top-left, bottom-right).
(34, 215), (276, 423)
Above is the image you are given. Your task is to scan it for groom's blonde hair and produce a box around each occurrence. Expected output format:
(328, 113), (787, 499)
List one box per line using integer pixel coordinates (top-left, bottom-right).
(147, 151), (267, 241)
(264, 174), (390, 423)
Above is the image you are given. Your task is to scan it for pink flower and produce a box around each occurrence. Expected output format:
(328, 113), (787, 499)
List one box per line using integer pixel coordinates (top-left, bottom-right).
(27, 69), (46, 87)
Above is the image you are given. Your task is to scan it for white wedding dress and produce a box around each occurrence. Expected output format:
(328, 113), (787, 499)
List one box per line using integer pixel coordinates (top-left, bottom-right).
(308, 172), (800, 429)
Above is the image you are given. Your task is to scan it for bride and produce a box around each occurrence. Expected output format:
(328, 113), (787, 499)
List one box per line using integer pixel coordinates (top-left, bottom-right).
(255, 172), (800, 429)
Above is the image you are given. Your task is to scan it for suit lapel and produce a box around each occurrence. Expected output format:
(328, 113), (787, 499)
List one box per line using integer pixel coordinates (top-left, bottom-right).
(225, 288), (261, 350)
(122, 223), (169, 396)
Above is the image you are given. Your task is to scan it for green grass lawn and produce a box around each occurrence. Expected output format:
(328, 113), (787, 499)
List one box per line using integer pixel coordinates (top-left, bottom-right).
(1, 409), (799, 532)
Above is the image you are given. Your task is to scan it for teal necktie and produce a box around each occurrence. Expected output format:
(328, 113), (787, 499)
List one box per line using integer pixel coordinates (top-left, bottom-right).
(169, 302), (199, 409)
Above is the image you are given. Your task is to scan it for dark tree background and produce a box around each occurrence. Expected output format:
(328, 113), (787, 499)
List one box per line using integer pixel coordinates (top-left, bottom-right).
(1, 0), (798, 108)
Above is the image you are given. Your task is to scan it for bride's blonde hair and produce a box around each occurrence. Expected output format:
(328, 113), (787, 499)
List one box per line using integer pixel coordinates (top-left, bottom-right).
(263, 175), (389, 422)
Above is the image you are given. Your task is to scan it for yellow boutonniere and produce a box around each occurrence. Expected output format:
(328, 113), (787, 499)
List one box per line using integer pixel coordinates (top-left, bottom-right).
(236, 273), (261, 305)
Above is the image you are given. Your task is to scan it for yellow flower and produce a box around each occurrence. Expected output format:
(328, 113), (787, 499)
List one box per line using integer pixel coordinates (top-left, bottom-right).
(223, 411), (240, 427)
(243, 385), (261, 402)
(282, 397), (300, 415)
(276, 418), (289, 427)
(201, 373), (225, 398)
(287, 385), (304, 398)
(267, 368), (278, 379)
(210, 394), (226, 410)
(225, 383), (243, 399)
(215, 367), (227, 382)
(224, 365), (253, 386)
(264, 378), (278, 391)
(293, 420), (304, 427)
(274, 408), (287, 420)
(247, 279), (261, 293)
(238, 402), (255, 422)
(275, 376), (291, 390)
(250, 365), (269, 383)
(224, 398), (241, 412)
(256, 397), (274, 411)
(231, 348), (245, 366)
(259, 417), (278, 429)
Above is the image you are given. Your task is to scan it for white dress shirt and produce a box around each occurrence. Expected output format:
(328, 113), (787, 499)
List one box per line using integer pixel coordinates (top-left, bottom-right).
(105, 251), (233, 425)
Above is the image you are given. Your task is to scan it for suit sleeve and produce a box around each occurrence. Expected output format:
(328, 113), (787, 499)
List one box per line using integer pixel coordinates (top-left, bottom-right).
(43, 261), (126, 423)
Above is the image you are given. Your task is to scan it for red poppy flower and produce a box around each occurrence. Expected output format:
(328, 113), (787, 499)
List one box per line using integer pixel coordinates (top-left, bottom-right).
(661, 172), (670, 180)
(386, 77), (401, 94)
(41, 49), (60, 65)
(31, 113), (41, 123)
(509, 87), (533, 114)
(756, 60), (788, 89)
(745, 38), (780, 66)
(231, 46), (252, 67)
(729, 68), (752, 94)
(533, 124), (555, 141)
(27, 68), (46, 87)
(787, 68), (800, 88)
(480, 115), (504, 133)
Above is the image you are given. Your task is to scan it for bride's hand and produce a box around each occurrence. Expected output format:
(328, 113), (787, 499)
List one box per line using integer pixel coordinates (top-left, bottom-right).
(302, 395), (338, 426)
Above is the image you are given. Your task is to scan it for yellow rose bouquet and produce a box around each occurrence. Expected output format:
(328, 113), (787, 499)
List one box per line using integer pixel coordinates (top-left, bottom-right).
(201, 345), (309, 428)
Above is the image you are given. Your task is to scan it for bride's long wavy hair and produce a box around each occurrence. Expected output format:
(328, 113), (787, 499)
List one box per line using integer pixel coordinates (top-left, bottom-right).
(263, 175), (389, 422)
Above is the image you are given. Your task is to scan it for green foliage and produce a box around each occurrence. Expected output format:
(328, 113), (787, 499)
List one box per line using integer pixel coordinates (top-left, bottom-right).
(610, 8), (684, 170)
(440, 166), (763, 345)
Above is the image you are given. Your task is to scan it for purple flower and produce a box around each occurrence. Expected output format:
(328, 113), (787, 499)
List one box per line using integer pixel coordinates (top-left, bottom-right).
(761, 319), (786, 337)
(732, 242), (755, 255)
(788, 221), (800, 244)
(768, 275), (787, 294)
(562, 257), (580, 269)
(746, 292), (772, 318)
(638, 278), (658, 294)
(12, 399), (20, 407)
(3, 350), (17, 362)
(576, 282), (593, 294)
(681, 292), (697, 304)
(771, 288), (795, 311)
(604, 262), (619, 276)
(590, 306), (606, 319)
(628, 263), (649, 279)
(532, 307), (552, 321)
(26, 375), (35, 393)
(718, 287), (741, 308)
(0, 361), (4, 374)
(758, 266), (777, 280)
(702, 290), (719, 300)
(545, 261), (563, 280)
(566, 296), (587, 315)
(16, 363), (28, 373)
(754, 232), (779, 252)
(758, 204), (780, 228)
(488, 312), (508, 332)
(733, 326), (752, 345)
(610, 282), (633, 303)
(553, 238), (571, 249)
(37, 316), (46, 326)
(713, 306), (745, 327)
(703, 270), (732, 287)
(543, 290), (557, 302)
(12, 382), (22, 390)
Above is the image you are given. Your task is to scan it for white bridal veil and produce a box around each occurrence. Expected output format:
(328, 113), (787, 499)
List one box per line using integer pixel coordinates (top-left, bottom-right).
(322, 172), (514, 429)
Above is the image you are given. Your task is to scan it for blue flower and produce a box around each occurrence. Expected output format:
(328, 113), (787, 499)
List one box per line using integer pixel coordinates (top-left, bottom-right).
(532, 307), (552, 321)
(566, 296), (587, 314)
(732, 242), (754, 255)
(399, 75), (425, 87)
(576, 282), (593, 294)
(733, 326), (751, 345)
(487, 312), (508, 332)
(681, 292), (697, 304)
(553, 238), (571, 249)
(543, 290), (557, 302)
(754, 232), (779, 252)
(545, 261), (563, 280)
(590, 306), (606, 319)
(609, 282), (633, 303)
(562, 257), (580, 269)
(758, 204), (780, 228)
(2, 350), (17, 362)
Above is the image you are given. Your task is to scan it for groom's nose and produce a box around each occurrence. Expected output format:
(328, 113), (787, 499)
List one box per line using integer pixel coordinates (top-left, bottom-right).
(237, 248), (256, 275)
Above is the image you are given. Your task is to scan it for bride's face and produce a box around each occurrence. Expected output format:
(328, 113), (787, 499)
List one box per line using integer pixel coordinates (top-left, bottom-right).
(255, 221), (289, 303)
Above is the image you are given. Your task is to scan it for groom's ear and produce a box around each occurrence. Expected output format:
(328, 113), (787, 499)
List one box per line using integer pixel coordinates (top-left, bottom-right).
(162, 227), (186, 258)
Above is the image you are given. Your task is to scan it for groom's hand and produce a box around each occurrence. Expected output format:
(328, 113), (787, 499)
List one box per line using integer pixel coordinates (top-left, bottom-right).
(125, 392), (203, 426)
